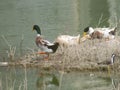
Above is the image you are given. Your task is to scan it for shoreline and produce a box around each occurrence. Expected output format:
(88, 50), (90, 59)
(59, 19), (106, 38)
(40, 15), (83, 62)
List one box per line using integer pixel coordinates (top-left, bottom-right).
(1, 37), (120, 72)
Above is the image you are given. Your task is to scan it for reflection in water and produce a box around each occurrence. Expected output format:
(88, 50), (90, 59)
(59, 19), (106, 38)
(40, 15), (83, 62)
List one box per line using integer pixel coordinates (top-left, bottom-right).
(98, 74), (120, 90)
(36, 72), (59, 90)
(111, 76), (120, 89)
(1, 67), (120, 90)
(0, 0), (120, 90)
(35, 71), (120, 90)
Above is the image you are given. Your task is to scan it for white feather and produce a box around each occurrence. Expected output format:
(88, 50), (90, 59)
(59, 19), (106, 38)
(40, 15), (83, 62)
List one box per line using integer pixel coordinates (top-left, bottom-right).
(55, 34), (80, 46)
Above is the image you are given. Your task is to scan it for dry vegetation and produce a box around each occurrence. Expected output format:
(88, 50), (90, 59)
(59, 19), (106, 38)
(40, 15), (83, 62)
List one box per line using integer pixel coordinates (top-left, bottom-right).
(4, 36), (120, 72)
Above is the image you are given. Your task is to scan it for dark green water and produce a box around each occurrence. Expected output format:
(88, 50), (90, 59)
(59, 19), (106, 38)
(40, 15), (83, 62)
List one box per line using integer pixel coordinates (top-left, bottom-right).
(0, 67), (120, 90)
(0, 0), (120, 90)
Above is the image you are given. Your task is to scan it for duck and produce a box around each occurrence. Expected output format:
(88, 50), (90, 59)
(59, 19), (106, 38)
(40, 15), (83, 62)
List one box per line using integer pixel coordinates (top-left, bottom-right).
(33, 25), (59, 60)
(97, 54), (116, 75)
(55, 34), (80, 47)
(83, 26), (116, 40)
(95, 27), (117, 39)
(97, 54), (116, 65)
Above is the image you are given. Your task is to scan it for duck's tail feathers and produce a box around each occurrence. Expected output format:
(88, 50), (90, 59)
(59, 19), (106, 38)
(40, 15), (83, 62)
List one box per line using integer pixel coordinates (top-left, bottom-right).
(109, 27), (117, 35)
(47, 42), (59, 53)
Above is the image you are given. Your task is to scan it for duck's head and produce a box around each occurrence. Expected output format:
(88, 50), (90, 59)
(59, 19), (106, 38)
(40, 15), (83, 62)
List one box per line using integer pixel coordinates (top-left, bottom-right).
(111, 53), (116, 65)
(83, 26), (94, 36)
(33, 25), (41, 35)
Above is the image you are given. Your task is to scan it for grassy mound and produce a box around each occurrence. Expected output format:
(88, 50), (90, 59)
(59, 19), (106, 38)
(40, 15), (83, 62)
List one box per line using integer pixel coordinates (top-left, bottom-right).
(2, 37), (120, 72)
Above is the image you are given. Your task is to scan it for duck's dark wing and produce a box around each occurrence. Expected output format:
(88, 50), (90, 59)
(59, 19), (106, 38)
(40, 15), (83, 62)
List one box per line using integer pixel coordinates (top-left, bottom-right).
(47, 43), (59, 53)
(97, 60), (111, 65)
(109, 27), (117, 35)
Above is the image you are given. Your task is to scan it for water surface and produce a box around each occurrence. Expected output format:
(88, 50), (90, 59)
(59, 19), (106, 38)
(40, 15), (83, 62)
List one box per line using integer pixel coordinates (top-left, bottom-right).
(0, 0), (120, 89)
(0, 0), (119, 58)
(0, 67), (119, 90)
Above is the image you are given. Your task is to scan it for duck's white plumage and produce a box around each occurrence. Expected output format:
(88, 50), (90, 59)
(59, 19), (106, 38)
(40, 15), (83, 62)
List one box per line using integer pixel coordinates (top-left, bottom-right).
(33, 25), (59, 60)
(95, 27), (116, 32)
(95, 27), (116, 39)
(55, 34), (80, 46)
(83, 26), (116, 40)
(35, 34), (58, 53)
(88, 27), (95, 35)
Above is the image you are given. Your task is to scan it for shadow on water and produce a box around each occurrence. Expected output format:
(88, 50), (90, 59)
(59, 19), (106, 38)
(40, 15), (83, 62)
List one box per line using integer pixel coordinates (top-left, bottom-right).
(36, 71), (59, 90)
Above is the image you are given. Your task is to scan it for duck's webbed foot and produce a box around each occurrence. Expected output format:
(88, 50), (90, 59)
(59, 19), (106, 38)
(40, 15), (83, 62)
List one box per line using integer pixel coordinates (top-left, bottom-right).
(36, 52), (50, 60)
(36, 52), (46, 54)
(44, 53), (50, 60)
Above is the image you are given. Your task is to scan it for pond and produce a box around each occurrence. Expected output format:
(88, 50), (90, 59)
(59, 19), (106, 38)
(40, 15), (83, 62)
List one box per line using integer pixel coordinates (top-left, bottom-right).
(0, 67), (120, 90)
(0, 0), (120, 58)
(0, 0), (120, 90)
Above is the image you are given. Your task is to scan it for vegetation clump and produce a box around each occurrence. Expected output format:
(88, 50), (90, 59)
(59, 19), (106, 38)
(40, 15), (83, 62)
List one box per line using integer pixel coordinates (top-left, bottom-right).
(6, 36), (119, 72)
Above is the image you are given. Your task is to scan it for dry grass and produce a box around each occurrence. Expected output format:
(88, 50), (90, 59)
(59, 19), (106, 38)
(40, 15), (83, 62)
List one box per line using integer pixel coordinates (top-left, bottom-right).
(57, 37), (120, 66)
(1, 36), (120, 72)
(1, 31), (120, 90)
(10, 36), (119, 72)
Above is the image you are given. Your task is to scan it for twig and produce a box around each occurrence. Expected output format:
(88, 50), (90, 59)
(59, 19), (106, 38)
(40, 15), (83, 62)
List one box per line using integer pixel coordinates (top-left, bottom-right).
(43, 80), (46, 90)
(1, 35), (10, 47)
(2, 35), (16, 61)
(0, 73), (2, 90)
(58, 72), (64, 90)
(6, 46), (16, 61)
(58, 54), (66, 90)
(97, 14), (103, 27)
(97, 17), (108, 28)
(12, 80), (16, 90)
(18, 82), (23, 90)
(20, 34), (24, 56)
(6, 76), (8, 90)
(24, 65), (27, 90)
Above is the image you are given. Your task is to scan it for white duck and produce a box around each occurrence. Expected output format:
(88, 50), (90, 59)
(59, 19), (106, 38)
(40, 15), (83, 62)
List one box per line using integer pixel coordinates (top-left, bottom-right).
(55, 34), (80, 47)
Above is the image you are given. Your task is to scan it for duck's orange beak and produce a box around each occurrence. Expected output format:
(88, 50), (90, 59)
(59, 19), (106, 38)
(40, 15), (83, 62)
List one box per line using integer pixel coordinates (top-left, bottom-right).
(83, 32), (87, 36)
(36, 52), (47, 54)
(32, 26), (35, 31)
